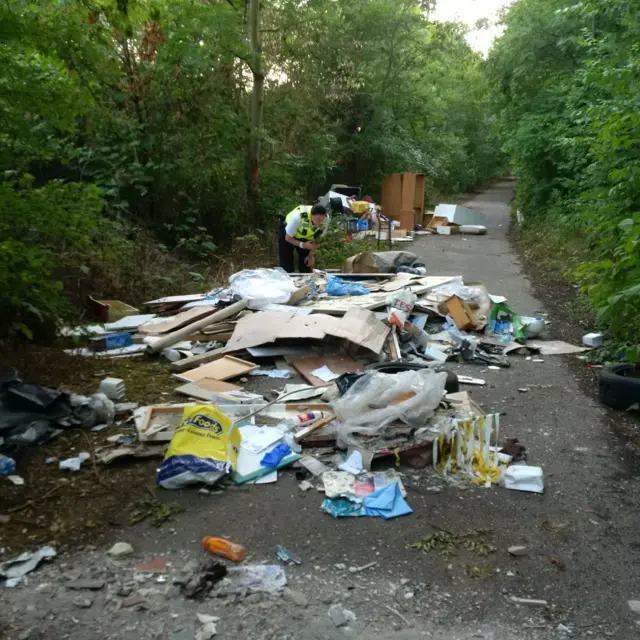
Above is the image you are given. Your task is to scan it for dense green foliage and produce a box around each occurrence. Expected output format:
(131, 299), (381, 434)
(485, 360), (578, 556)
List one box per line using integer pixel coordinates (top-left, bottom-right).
(489, 0), (640, 355)
(1, 0), (503, 335)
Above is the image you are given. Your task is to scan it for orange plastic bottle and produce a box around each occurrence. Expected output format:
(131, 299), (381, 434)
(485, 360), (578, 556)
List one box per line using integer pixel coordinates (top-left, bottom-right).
(202, 537), (246, 562)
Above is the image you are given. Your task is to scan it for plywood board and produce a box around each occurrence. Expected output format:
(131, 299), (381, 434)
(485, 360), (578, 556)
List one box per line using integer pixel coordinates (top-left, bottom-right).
(176, 355), (258, 382)
(290, 355), (363, 386)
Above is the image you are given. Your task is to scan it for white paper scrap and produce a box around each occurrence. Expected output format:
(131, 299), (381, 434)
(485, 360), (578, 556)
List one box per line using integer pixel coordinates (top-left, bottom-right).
(310, 365), (340, 382)
(338, 451), (364, 475)
(240, 427), (284, 455)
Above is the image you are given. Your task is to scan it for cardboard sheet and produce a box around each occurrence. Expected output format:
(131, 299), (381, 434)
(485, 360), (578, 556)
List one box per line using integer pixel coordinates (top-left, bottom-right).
(290, 355), (363, 386)
(224, 308), (390, 354)
(524, 340), (589, 356)
(138, 306), (215, 335)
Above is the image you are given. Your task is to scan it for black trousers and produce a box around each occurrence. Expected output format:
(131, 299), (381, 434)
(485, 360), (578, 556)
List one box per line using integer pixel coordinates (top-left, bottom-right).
(278, 221), (311, 273)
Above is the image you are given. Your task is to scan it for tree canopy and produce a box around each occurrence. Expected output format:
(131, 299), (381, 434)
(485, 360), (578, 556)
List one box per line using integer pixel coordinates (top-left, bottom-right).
(1, 0), (503, 336)
(489, 0), (640, 352)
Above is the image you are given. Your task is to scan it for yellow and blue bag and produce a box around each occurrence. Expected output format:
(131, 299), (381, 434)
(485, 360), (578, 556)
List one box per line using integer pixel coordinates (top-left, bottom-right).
(157, 405), (242, 489)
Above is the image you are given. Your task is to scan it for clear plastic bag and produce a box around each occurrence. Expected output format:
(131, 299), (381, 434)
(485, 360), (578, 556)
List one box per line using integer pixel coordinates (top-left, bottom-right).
(333, 369), (447, 448)
(434, 282), (491, 328)
(229, 268), (297, 308)
(386, 289), (417, 328)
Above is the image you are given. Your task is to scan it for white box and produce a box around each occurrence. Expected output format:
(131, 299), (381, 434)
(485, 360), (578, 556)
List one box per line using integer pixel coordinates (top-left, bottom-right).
(583, 332), (604, 347)
(435, 204), (486, 227)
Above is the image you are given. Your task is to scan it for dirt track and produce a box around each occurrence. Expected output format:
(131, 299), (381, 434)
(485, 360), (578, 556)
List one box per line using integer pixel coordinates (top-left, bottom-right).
(3, 181), (640, 640)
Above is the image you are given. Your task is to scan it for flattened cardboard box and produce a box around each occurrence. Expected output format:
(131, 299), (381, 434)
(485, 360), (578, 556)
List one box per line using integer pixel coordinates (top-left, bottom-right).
(223, 308), (390, 355)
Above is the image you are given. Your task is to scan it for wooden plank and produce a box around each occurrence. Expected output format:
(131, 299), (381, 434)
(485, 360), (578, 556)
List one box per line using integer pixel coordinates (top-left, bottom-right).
(198, 331), (233, 342)
(170, 346), (228, 373)
(140, 405), (185, 435)
(147, 299), (247, 354)
(290, 355), (363, 386)
(176, 355), (258, 383)
(175, 378), (242, 401)
(294, 415), (336, 443)
(202, 322), (236, 334)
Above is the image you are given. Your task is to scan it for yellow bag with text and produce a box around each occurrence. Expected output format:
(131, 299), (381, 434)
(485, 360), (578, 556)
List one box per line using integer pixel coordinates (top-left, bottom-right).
(157, 405), (242, 489)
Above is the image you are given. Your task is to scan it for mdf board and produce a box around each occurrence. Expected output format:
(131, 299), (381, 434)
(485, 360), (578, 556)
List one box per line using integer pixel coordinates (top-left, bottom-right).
(401, 173), (417, 211)
(414, 175), (426, 209)
(396, 210), (415, 230)
(381, 173), (402, 220)
(177, 355), (258, 382)
(290, 355), (364, 386)
(382, 173), (425, 224)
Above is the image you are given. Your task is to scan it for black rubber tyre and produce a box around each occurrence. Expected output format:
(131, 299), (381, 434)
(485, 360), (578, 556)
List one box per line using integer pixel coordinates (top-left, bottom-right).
(599, 363), (640, 410)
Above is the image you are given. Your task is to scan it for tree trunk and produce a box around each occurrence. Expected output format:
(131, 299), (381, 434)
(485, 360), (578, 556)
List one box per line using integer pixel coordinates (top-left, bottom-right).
(247, 0), (264, 217)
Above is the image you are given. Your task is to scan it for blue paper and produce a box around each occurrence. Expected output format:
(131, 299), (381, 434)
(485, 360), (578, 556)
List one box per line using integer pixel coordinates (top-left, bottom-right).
(363, 482), (413, 519)
(326, 277), (370, 297)
(260, 443), (292, 468)
(321, 482), (412, 520)
(321, 497), (366, 518)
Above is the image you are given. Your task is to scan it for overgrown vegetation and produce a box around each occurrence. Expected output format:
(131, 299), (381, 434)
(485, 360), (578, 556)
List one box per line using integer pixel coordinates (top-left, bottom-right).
(1, 0), (503, 338)
(489, 0), (640, 359)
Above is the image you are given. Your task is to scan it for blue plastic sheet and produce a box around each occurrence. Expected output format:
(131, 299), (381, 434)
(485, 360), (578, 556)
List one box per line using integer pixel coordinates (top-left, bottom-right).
(326, 277), (370, 297)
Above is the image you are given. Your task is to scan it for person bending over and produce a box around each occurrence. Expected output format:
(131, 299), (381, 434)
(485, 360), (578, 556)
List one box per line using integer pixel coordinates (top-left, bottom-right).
(278, 203), (328, 273)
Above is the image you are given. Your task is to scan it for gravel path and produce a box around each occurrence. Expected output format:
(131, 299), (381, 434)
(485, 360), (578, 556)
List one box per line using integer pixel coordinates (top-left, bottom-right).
(3, 181), (639, 640)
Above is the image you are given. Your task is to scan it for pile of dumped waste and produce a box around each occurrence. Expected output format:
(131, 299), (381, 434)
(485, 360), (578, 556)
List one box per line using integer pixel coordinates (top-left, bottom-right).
(3, 250), (593, 496)
(1, 248), (601, 587)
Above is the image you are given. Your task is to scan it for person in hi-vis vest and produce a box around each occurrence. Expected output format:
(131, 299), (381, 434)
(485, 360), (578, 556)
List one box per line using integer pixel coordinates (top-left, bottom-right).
(278, 203), (328, 273)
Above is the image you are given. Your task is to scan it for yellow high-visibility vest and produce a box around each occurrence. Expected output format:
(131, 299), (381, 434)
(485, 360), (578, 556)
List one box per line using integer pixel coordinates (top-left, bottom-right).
(285, 206), (323, 241)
